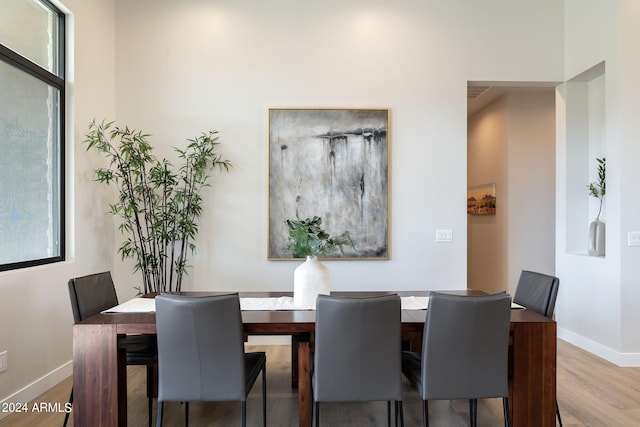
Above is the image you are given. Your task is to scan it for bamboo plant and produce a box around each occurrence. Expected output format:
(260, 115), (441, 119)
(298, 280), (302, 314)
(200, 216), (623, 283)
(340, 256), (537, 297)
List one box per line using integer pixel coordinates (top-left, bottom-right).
(84, 120), (231, 293)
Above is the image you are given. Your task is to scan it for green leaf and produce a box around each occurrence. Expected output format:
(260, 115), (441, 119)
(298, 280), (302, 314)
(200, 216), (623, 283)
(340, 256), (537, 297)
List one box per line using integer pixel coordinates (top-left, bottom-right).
(284, 216), (356, 258)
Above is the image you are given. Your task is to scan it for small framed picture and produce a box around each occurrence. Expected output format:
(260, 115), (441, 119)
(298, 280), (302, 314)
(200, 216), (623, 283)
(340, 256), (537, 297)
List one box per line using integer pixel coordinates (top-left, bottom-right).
(467, 183), (496, 215)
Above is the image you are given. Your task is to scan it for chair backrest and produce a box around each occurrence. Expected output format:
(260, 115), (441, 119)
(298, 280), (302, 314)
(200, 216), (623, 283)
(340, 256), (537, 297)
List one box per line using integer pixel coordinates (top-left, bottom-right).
(421, 292), (512, 400)
(513, 270), (559, 318)
(68, 272), (119, 323)
(155, 293), (246, 402)
(314, 294), (402, 402)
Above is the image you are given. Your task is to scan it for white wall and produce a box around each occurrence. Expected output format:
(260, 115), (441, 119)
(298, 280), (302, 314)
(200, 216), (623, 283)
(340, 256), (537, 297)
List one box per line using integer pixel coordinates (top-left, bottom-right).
(619, 0), (640, 355)
(507, 92), (557, 290)
(557, 0), (640, 365)
(1, 0), (568, 409)
(110, 0), (564, 295)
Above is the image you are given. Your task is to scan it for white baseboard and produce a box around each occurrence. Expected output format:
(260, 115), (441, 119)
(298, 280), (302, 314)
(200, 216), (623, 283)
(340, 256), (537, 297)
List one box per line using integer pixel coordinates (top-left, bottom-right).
(0, 360), (73, 420)
(0, 337), (292, 421)
(558, 328), (640, 367)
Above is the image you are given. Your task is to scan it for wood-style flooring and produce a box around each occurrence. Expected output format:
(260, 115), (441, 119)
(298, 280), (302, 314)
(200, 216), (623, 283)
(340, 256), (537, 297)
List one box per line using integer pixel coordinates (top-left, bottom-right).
(1, 340), (639, 426)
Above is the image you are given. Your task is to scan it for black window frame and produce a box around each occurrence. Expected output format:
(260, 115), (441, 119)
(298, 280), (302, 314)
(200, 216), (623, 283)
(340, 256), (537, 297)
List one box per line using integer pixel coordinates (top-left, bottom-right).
(0, 0), (66, 272)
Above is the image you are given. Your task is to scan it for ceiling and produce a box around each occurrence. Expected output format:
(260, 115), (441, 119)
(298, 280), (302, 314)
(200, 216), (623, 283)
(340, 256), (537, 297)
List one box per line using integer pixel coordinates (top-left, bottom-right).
(467, 82), (558, 117)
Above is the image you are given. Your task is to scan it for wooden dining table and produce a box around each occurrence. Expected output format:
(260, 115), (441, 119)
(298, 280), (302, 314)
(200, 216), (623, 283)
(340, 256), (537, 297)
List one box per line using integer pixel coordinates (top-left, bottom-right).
(72, 291), (556, 426)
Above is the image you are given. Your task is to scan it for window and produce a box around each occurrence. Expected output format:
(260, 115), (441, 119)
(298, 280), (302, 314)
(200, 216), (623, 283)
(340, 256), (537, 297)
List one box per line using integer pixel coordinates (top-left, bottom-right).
(0, 0), (65, 271)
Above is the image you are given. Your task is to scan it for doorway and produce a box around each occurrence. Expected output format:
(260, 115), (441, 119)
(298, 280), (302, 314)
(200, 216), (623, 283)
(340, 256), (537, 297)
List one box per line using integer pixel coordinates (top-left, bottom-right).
(467, 82), (557, 294)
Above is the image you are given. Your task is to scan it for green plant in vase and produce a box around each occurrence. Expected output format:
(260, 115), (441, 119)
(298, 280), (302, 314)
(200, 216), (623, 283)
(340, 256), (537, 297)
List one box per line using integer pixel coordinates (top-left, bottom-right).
(284, 216), (355, 306)
(284, 216), (355, 258)
(587, 157), (606, 256)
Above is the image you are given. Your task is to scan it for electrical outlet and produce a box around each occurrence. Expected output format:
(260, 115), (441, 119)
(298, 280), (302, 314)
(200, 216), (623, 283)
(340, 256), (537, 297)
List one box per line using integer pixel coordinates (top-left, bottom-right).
(0, 351), (7, 373)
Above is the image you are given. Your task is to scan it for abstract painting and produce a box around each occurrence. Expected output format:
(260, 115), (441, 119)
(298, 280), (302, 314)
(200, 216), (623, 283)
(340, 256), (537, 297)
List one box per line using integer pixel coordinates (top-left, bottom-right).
(268, 108), (389, 259)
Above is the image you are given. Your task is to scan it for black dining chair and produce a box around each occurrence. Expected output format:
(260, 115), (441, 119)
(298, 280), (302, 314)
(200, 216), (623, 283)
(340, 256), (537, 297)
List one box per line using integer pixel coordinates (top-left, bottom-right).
(65, 271), (157, 427)
(155, 293), (267, 427)
(513, 269), (562, 426)
(402, 292), (512, 427)
(513, 270), (559, 319)
(313, 294), (404, 427)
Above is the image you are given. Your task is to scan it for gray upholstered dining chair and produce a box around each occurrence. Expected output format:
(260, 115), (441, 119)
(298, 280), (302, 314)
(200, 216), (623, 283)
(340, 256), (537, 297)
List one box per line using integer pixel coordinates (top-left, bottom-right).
(402, 292), (512, 427)
(65, 272), (157, 427)
(154, 293), (267, 427)
(313, 294), (404, 427)
(513, 269), (562, 426)
(513, 270), (559, 319)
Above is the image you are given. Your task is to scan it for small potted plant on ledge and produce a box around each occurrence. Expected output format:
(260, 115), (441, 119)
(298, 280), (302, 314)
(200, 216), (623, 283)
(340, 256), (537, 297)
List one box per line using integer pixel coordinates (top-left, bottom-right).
(588, 157), (606, 256)
(284, 216), (354, 306)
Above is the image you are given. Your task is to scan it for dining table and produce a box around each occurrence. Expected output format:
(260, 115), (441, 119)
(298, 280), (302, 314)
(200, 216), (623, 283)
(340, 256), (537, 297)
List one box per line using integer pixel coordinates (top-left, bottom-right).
(72, 290), (556, 426)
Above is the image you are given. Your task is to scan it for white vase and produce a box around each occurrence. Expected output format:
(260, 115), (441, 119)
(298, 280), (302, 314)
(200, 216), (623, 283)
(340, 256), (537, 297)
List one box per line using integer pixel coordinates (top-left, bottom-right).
(588, 219), (605, 256)
(293, 256), (330, 307)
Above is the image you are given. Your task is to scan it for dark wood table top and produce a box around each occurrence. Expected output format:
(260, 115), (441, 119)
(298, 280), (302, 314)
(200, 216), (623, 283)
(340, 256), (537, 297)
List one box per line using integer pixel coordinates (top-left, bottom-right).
(77, 290), (553, 335)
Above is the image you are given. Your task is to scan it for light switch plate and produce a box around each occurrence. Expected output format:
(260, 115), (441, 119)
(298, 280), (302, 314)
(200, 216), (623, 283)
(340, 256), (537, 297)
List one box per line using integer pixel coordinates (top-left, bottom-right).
(0, 351), (7, 373)
(628, 232), (640, 247)
(435, 229), (453, 242)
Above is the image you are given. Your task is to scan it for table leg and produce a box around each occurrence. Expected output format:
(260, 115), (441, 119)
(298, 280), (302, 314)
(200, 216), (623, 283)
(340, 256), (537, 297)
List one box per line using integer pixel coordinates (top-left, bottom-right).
(291, 334), (299, 389)
(73, 324), (127, 426)
(297, 336), (312, 427)
(510, 321), (557, 427)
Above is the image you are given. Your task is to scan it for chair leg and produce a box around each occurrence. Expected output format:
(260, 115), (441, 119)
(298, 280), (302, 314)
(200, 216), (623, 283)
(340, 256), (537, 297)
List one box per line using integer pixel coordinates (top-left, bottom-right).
(184, 402), (189, 427)
(147, 395), (153, 427)
(396, 401), (404, 427)
(147, 364), (154, 427)
(503, 397), (510, 427)
(262, 366), (267, 427)
(315, 402), (320, 427)
(241, 401), (246, 427)
(556, 400), (563, 427)
(63, 388), (73, 427)
(310, 388), (314, 426)
(387, 401), (392, 427)
(469, 399), (477, 427)
(156, 401), (163, 427)
(422, 400), (429, 427)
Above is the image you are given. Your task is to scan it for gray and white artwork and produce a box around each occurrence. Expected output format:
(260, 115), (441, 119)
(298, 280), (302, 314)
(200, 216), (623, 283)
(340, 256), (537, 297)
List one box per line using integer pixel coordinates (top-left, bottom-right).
(268, 108), (389, 259)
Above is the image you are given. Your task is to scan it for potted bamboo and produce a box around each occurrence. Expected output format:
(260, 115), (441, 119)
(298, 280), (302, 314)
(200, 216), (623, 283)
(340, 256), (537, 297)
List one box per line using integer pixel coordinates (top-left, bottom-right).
(84, 120), (231, 293)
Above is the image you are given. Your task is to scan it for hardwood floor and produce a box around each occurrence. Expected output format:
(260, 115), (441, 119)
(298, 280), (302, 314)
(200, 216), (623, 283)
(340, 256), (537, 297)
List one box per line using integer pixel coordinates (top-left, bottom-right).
(1, 340), (638, 426)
